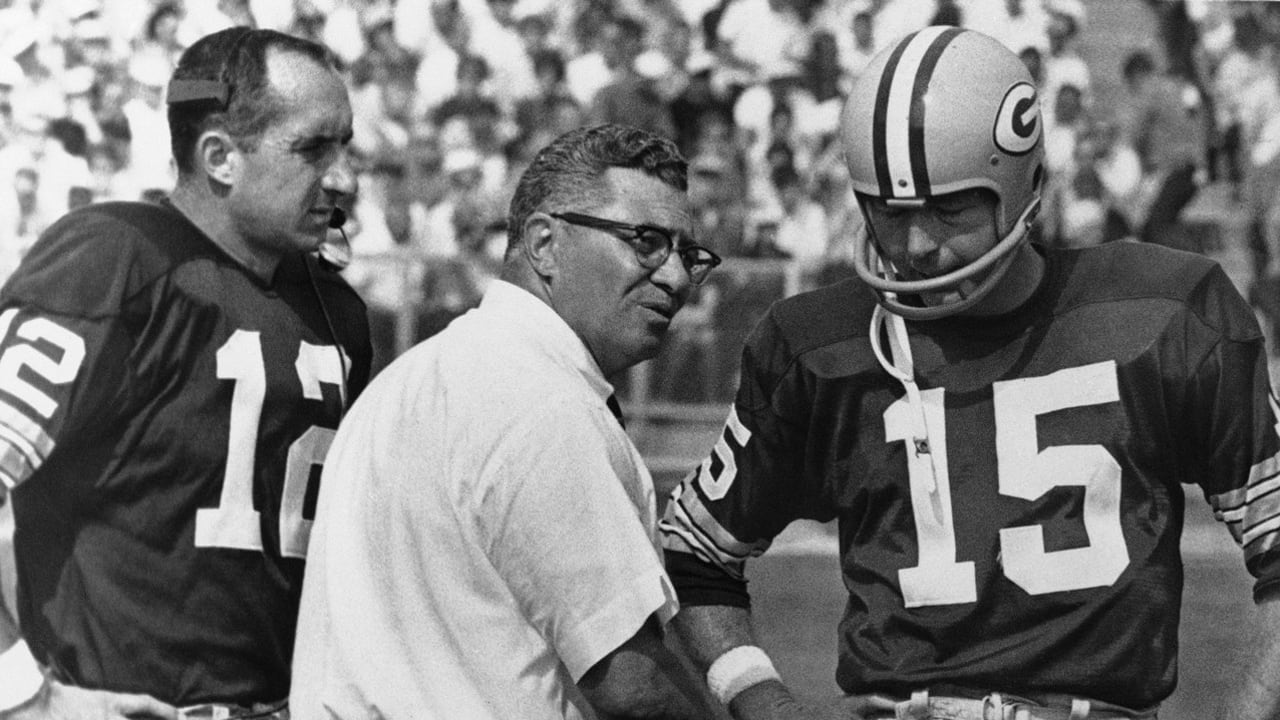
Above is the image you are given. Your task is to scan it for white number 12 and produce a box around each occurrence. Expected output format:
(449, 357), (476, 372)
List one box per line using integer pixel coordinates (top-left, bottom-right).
(890, 361), (1129, 607)
(195, 329), (344, 558)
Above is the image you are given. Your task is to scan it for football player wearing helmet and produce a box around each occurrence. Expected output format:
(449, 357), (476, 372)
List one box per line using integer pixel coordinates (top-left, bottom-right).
(661, 27), (1280, 720)
(0, 28), (371, 720)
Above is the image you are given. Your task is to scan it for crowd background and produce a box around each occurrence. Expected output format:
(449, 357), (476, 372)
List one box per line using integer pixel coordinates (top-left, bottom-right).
(1, 0), (1279, 398)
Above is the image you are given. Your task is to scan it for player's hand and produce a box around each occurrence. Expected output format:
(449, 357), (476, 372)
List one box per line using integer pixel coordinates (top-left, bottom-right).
(1, 678), (178, 720)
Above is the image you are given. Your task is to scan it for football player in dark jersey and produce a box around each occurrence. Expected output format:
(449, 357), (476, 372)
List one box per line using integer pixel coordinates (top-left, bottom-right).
(660, 27), (1280, 720)
(0, 27), (371, 720)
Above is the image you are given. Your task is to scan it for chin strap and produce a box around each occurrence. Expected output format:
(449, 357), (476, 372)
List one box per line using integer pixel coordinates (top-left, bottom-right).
(870, 301), (944, 524)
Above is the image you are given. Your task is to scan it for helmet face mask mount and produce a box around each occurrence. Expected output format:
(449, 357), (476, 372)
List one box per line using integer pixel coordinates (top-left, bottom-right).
(841, 26), (1045, 321)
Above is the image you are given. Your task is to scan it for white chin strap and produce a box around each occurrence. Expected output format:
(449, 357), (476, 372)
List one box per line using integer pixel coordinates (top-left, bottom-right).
(869, 302), (945, 524)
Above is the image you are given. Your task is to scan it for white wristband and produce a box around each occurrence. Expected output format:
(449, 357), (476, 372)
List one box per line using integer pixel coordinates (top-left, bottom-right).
(706, 645), (781, 705)
(0, 640), (45, 712)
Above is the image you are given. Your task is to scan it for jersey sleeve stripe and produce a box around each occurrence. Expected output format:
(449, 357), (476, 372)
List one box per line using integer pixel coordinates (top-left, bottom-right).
(0, 400), (55, 486)
(659, 484), (768, 580)
(1244, 509), (1280, 548)
(1209, 450), (1280, 558)
(1210, 451), (1280, 515)
(1249, 454), (1280, 493)
(1244, 514), (1280, 557)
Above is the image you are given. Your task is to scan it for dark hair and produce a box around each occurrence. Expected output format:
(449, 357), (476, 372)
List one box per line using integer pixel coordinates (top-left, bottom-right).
(1122, 50), (1155, 82)
(145, 2), (182, 42)
(167, 26), (337, 175)
(530, 48), (566, 83)
(506, 123), (687, 253)
(48, 117), (89, 157)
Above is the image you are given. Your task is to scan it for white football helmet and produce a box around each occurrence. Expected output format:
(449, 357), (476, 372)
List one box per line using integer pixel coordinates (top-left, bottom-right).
(841, 27), (1045, 320)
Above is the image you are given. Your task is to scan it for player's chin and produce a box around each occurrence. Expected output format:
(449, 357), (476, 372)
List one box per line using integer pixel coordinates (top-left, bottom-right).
(291, 224), (329, 251)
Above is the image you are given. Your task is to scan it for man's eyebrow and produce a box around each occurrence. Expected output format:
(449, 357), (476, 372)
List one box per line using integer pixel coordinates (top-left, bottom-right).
(291, 129), (354, 148)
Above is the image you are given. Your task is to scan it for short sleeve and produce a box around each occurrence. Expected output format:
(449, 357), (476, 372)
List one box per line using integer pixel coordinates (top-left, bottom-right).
(477, 400), (676, 681)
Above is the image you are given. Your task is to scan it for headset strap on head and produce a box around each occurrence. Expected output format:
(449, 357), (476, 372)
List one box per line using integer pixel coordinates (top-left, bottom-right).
(166, 79), (230, 106)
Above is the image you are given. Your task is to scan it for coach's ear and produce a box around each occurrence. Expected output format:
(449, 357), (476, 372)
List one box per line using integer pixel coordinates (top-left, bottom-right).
(521, 212), (559, 280)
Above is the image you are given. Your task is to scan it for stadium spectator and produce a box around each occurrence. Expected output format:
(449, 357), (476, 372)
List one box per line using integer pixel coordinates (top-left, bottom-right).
(932, 0), (964, 27)
(119, 53), (173, 197)
(587, 18), (677, 140)
(136, 2), (187, 70)
(1041, 1), (1091, 123)
(714, 0), (810, 89)
(411, 0), (476, 118)
(669, 53), (733, 157)
(688, 151), (748, 258)
(291, 123), (720, 720)
(769, 162), (827, 266)
(1119, 48), (1203, 250)
(963, 0), (1051, 53)
(0, 26), (370, 718)
(837, 10), (879, 84)
(0, 166), (47, 277)
(661, 27), (1280, 720)
(564, 4), (620, 108)
(513, 51), (585, 167)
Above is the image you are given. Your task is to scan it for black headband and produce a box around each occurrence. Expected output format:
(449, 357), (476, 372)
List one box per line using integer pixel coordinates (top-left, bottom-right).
(165, 27), (255, 108)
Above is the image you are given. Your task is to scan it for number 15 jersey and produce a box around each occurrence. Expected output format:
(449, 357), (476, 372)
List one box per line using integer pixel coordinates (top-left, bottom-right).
(0, 201), (372, 705)
(661, 242), (1280, 710)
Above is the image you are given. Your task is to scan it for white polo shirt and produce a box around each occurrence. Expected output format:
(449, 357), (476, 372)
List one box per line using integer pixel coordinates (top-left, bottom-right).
(290, 280), (679, 720)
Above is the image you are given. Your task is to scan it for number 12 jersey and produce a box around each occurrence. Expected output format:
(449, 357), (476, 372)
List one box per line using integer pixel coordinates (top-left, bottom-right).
(0, 200), (371, 705)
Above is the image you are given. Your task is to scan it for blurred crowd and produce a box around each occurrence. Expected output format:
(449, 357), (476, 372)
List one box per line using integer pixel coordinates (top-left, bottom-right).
(3, 0), (1280, 345)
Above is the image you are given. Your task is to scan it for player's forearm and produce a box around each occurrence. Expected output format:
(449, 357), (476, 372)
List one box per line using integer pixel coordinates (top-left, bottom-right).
(670, 604), (760, 672)
(579, 619), (713, 720)
(1220, 594), (1280, 720)
(671, 605), (806, 720)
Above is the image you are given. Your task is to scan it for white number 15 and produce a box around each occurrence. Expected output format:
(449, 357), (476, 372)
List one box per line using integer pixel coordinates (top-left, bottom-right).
(889, 360), (1128, 608)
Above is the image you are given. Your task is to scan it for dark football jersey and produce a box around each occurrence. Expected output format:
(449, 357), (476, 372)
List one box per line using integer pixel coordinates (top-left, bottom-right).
(0, 201), (371, 705)
(661, 242), (1280, 709)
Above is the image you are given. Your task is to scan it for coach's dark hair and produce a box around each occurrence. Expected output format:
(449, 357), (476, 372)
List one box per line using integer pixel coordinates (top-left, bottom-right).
(168, 27), (337, 176)
(506, 124), (687, 255)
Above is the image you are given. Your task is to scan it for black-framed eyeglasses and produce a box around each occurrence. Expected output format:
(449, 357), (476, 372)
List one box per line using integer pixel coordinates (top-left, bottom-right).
(550, 212), (722, 285)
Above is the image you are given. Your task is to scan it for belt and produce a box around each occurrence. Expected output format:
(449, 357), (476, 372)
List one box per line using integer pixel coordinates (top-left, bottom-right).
(853, 690), (1158, 720)
(178, 700), (289, 720)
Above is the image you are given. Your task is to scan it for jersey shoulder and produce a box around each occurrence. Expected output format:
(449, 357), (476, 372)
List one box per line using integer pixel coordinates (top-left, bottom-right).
(759, 277), (877, 354)
(1052, 243), (1258, 341)
(2, 201), (214, 319)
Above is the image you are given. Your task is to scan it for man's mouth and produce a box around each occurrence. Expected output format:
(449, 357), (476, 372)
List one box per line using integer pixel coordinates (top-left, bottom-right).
(641, 303), (676, 321)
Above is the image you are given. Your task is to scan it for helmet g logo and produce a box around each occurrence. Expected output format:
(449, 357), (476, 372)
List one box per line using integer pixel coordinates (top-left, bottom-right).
(993, 82), (1041, 156)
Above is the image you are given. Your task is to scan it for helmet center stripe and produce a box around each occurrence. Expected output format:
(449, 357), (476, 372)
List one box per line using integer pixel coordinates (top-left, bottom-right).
(881, 26), (963, 199)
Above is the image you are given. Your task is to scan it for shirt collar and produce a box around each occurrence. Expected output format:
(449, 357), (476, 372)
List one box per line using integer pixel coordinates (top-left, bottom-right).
(478, 280), (615, 402)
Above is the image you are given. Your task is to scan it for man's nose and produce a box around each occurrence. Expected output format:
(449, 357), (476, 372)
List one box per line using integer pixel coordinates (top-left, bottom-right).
(903, 214), (940, 261)
(650, 247), (692, 299)
(323, 148), (359, 199)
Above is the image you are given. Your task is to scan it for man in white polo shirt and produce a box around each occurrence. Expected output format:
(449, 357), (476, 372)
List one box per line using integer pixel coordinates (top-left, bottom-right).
(290, 123), (722, 720)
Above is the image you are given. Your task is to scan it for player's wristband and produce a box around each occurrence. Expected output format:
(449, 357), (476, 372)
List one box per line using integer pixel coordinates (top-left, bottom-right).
(0, 640), (45, 712)
(706, 645), (781, 705)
